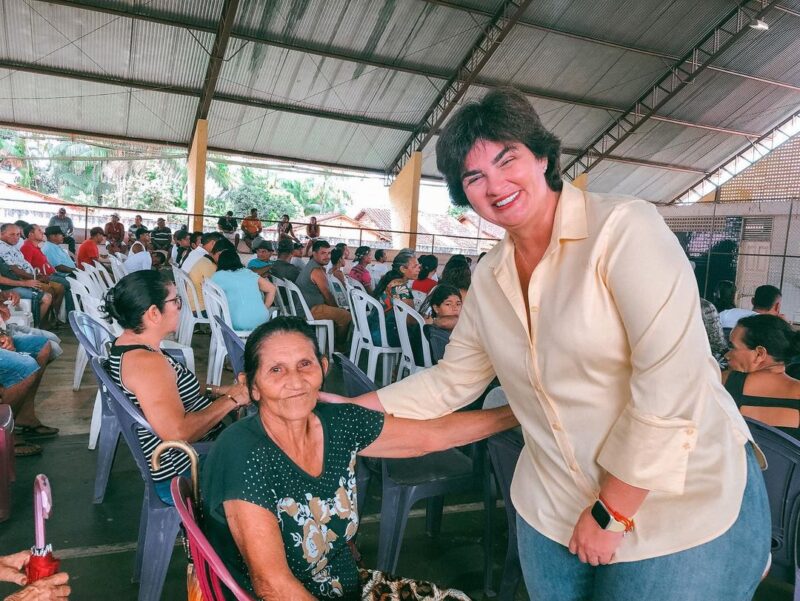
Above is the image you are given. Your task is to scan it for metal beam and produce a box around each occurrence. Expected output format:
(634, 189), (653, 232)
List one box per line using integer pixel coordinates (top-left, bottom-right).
(0, 60), (420, 133)
(560, 148), (707, 174)
(671, 108), (800, 203)
(419, 0), (800, 92)
(195, 0), (239, 123)
(28, 0), (764, 138)
(388, 0), (534, 177)
(563, 0), (784, 180)
(0, 119), (392, 177)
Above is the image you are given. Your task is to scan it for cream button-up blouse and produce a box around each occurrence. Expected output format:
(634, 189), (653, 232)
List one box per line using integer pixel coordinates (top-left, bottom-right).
(378, 182), (755, 561)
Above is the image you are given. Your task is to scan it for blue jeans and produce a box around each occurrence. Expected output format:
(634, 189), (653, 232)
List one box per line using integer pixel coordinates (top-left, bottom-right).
(517, 444), (770, 601)
(0, 335), (49, 388)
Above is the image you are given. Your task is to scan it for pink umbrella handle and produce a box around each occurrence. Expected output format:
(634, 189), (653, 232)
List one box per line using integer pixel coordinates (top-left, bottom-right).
(33, 474), (52, 550)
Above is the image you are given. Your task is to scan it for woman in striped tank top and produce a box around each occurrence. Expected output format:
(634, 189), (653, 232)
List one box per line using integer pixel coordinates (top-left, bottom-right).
(102, 270), (251, 504)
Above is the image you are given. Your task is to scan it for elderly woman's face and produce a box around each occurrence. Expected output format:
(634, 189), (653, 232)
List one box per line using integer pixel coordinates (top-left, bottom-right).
(725, 327), (767, 372)
(461, 140), (550, 232)
(249, 332), (327, 422)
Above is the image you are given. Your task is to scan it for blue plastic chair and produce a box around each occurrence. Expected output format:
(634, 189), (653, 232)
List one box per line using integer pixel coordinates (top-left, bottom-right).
(745, 418), (800, 597)
(68, 310), (118, 504)
(426, 326), (451, 364)
(89, 357), (181, 601)
(215, 316), (245, 377)
(333, 352), (477, 574)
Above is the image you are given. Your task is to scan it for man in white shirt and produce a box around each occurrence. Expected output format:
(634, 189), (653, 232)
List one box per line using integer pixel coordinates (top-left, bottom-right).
(181, 232), (223, 273)
(719, 284), (782, 329)
(367, 248), (390, 288)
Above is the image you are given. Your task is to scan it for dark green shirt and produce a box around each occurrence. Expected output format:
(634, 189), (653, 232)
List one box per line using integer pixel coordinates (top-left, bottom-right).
(202, 403), (385, 599)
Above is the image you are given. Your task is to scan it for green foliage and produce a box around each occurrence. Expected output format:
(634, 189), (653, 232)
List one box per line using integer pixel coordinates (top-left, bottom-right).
(447, 203), (468, 219)
(280, 176), (350, 216)
(225, 183), (303, 223)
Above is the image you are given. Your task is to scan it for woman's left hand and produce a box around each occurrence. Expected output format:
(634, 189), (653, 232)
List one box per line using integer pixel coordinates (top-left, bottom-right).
(568, 507), (624, 566)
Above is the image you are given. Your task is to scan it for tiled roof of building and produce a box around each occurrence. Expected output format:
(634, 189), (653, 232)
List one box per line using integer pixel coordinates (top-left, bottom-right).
(458, 212), (505, 240)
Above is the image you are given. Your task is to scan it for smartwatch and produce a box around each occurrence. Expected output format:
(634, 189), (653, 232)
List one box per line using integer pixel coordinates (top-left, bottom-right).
(590, 499), (628, 533)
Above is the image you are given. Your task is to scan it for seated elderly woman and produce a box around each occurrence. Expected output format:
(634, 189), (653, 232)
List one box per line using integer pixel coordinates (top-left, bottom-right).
(724, 313), (800, 438)
(202, 317), (516, 600)
(211, 249), (276, 331)
(103, 270), (250, 504)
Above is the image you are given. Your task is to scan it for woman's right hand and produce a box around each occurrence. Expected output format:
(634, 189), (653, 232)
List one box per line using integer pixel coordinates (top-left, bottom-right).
(317, 391), (350, 405)
(226, 381), (252, 407)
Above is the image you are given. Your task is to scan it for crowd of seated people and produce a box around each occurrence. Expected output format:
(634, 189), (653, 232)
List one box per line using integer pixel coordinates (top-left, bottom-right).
(719, 284), (783, 330)
(347, 245), (373, 292)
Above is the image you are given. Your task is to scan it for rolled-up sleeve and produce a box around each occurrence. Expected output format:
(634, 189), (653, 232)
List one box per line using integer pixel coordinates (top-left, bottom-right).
(378, 288), (496, 419)
(596, 201), (705, 495)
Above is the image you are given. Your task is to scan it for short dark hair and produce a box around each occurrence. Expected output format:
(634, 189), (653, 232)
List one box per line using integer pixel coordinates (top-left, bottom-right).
(23, 223), (38, 238)
(436, 88), (563, 207)
(190, 231), (203, 245)
(421, 283), (462, 317)
(14, 220), (28, 229)
(737, 314), (800, 363)
(374, 249), (386, 261)
(440, 258), (471, 291)
(201, 231), (223, 246)
(277, 239), (295, 254)
(334, 242), (347, 250)
(418, 254), (438, 280)
(216, 249), (243, 272)
(752, 285), (781, 310)
(44, 225), (63, 238)
(256, 240), (274, 252)
(90, 226), (104, 238)
(331, 247), (344, 265)
(135, 227), (149, 240)
(211, 238), (235, 254)
(312, 239), (331, 253)
(243, 317), (323, 400)
(175, 230), (189, 241)
(102, 271), (171, 334)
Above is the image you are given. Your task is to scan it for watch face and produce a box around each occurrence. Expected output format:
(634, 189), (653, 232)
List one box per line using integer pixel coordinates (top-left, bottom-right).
(591, 500), (612, 529)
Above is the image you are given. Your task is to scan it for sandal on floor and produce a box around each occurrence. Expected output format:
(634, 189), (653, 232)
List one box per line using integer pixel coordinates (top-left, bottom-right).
(13, 424), (59, 439)
(14, 441), (42, 457)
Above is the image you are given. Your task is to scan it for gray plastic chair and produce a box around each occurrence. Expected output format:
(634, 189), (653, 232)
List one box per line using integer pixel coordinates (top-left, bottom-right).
(68, 311), (117, 504)
(216, 316), (245, 377)
(334, 352), (477, 574)
(485, 416), (524, 599)
(426, 325), (451, 364)
(89, 357), (181, 601)
(745, 417), (800, 597)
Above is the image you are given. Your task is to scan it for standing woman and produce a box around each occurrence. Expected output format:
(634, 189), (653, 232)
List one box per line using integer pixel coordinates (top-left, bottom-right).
(324, 89), (770, 599)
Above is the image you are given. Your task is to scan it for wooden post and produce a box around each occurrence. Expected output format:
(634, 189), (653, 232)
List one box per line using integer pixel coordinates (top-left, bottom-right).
(572, 172), (589, 191)
(187, 119), (208, 232)
(388, 151), (422, 250)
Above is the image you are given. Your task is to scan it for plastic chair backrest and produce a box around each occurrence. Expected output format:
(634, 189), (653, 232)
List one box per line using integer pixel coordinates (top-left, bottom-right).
(269, 277), (291, 316)
(68, 311), (113, 359)
(745, 417), (800, 583)
(173, 267), (204, 318)
(81, 294), (123, 336)
(67, 277), (93, 312)
(283, 280), (314, 320)
(482, 386), (508, 409)
(327, 275), (348, 308)
(89, 358), (158, 489)
(333, 352), (377, 397)
(171, 477), (255, 601)
(216, 317), (245, 376)
(347, 277), (366, 293)
(73, 269), (102, 297)
(393, 302), (431, 369)
(203, 280), (235, 331)
(83, 263), (112, 291)
(350, 288), (391, 347)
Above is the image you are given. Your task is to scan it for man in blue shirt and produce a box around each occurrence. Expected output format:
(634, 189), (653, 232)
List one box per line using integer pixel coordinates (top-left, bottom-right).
(246, 241), (274, 276)
(41, 226), (77, 275)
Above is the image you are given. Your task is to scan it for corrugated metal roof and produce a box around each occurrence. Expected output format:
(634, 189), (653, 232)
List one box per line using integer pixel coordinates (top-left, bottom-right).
(216, 42), (437, 126)
(1, 0), (211, 89)
(0, 0), (798, 205)
(233, 0), (485, 74)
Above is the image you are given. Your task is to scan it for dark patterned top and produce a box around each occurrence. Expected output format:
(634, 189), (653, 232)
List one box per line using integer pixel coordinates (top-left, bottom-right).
(106, 343), (222, 482)
(202, 404), (385, 599)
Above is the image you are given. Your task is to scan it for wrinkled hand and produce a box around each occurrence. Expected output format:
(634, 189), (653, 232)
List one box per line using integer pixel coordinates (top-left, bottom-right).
(226, 381), (251, 407)
(317, 391), (350, 405)
(0, 551), (30, 586)
(5, 572), (70, 600)
(23, 281), (43, 290)
(568, 508), (624, 566)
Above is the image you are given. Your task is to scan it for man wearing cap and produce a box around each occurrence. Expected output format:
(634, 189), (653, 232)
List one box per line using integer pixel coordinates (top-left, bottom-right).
(41, 227), (77, 275)
(269, 238), (301, 283)
(76, 227), (108, 269)
(47, 208), (75, 253)
(247, 241), (275, 276)
(104, 213), (126, 254)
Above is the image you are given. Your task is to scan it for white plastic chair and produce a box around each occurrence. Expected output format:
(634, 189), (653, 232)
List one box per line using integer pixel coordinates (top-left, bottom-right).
(73, 269), (103, 298)
(68, 278), (99, 391)
(83, 263), (113, 292)
(109, 255), (128, 282)
(327, 275), (349, 309)
(283, 280), (334, 358)
(270, 277), (292, 317)
(347, 277), (366, 293)
(172, 267), (210, 347)
(202, 279), (252, 386)
(349, 288), (401, 387)
(393, 301), (432, 380)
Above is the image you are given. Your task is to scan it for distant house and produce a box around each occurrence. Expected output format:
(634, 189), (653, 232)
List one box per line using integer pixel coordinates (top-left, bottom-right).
(302, 212), (392, 247)
(353, 207), (499, 254)
(457, 211), (505, 243)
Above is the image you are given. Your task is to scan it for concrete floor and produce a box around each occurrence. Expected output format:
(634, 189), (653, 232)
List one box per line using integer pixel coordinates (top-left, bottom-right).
(0, 329), (793, 600)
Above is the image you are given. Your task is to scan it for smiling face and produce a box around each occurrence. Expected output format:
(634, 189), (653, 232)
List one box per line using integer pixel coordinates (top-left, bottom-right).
(461, 140), (555, 235)
(248, 331), (327, 424)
